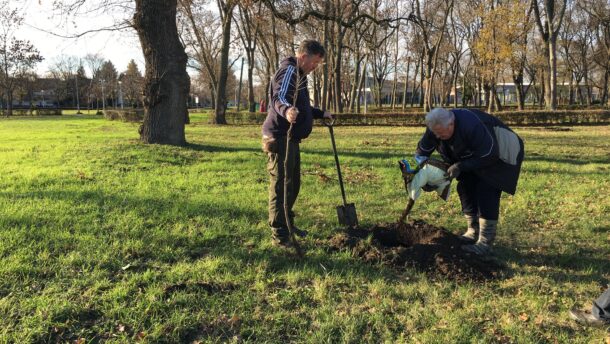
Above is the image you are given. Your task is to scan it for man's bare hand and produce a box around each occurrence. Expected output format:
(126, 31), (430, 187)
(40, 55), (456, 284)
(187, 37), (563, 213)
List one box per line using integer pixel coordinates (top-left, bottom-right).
(323, 111), (333, 120)
(286, 107), (299, 123)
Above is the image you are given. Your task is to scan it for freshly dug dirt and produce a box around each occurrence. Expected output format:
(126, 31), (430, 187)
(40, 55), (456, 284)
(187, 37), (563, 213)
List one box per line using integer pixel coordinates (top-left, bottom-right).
(326, 220), (505, 281)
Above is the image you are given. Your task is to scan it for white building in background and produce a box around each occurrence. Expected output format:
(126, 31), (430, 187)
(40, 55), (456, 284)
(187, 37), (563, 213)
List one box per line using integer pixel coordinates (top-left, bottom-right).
(450, 82), (602, 106)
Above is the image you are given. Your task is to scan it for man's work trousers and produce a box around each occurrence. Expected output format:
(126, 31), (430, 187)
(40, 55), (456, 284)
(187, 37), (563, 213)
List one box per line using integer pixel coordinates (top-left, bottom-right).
(457, 172), (502, 221)
(267, 138), (300, 230)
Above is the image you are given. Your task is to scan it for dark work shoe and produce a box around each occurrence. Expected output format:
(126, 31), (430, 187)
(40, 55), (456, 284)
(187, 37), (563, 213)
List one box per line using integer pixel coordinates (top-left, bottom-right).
(271, 234), (293, 248)
(291, 226), (308, 238)
(569, 308), (610, 327)
(462, 243), (492, 256)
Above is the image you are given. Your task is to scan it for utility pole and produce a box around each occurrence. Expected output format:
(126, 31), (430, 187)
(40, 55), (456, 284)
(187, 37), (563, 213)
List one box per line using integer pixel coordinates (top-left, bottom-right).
(75, 74), (81, 114)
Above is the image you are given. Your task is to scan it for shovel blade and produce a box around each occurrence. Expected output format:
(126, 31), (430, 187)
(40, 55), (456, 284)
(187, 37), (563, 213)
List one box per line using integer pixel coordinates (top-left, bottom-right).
(337, 203), (358, 227)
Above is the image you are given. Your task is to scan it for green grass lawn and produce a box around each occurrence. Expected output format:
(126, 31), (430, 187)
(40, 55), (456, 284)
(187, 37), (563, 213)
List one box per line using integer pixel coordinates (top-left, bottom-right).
(0, 114), (608, 343)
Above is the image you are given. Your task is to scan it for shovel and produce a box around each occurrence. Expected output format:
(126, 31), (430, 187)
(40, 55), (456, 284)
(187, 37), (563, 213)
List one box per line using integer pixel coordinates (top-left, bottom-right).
(324, 118), (358, 228)
(398, 160), (418, 224)
(397, 159), (451, 224)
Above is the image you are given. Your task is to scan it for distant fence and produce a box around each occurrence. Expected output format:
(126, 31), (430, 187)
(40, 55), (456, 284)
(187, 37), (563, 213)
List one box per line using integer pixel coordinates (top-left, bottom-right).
(223, 109), (610, 126)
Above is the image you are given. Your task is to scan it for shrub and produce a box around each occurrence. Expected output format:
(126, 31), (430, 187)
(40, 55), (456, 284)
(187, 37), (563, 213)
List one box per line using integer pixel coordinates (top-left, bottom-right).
(1, 109), (34, 116)
(103, 109), (144, 122)
(224, 109), (610, 127)
(35, 109), (62, 116)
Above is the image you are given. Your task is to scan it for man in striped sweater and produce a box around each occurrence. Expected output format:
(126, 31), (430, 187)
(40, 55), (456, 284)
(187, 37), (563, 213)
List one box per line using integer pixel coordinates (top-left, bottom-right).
(262, 40), (332, 247)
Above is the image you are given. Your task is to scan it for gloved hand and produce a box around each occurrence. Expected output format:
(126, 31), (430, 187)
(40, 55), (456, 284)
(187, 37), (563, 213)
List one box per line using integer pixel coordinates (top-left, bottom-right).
(414, 154), (429, 166)
(446, 163), (461, 179)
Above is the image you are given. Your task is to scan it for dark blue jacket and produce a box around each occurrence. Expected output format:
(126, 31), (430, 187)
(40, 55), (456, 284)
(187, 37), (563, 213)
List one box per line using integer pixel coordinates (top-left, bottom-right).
(416, 109), (524, 194)
(262, 57), (324, 141)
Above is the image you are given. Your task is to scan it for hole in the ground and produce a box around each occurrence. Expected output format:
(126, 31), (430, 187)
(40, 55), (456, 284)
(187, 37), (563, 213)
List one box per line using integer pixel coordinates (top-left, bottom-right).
(326, 220), (506, 282)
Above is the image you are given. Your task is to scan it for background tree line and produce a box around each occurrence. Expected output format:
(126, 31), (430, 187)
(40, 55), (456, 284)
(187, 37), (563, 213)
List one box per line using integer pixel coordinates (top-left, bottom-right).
(7, 0), (610, 145)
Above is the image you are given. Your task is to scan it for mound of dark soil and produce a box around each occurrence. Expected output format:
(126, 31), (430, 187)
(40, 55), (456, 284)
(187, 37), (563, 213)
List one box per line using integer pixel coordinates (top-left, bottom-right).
(327, 220), (505, 281)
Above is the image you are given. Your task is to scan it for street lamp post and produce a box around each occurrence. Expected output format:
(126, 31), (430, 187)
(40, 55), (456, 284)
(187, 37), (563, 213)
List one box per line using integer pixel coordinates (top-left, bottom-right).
(118, 81), (124, 109)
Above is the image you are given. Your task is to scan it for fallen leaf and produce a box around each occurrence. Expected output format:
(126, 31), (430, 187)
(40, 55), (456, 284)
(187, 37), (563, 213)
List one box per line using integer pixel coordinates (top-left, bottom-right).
(228, 315), (241, 328)
(117, 324), (126, 332)
(519, 313), (529, 322)
(136, 332), (146, 341)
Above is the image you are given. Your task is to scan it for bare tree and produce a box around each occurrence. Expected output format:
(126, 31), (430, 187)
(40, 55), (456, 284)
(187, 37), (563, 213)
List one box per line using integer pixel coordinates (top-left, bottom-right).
(83, 53), (105, 111)
(212, 0), (238, 124)
(411, 0), (455, 112)
(179, 0), (222, 110)
(235, 1), (262, 112)
(531, 0), (568, 110)
(0, 1), (43, 116)
(48, 55), (82, 108)
(578, 0), (610, 106)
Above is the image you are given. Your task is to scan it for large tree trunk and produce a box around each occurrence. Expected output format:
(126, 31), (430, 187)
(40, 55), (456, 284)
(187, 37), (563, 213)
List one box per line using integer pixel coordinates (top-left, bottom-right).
(601, 63), (610, 106)
(5, 91), (13, 117)
(348, 52), (363, 112)
(401, 56), (410, 111)
(576, 78), (584, 105)
(247, 58), (255, 112)
(134, 0), (189, 146)
(515, 78), (525, 111)
(418, 59), (425, 107)
(584, 64), (592, 106)
(322, 5), (331, 111)
(411, 57), (420, 107)
(313, 71), (321, 107)
(423, 52), (433, 112)
(548, 40), (558, 110)
(532, 0), (567, 111)
(333, 29), (346, 113)
(539, 69), (546, 107)
(452, 59), (459, 108)
(213, 5), (234, 125)
(568, 70), (574, 105)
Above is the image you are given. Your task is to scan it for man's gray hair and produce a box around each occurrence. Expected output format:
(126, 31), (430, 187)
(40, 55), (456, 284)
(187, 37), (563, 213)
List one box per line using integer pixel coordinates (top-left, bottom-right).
(425, 108), (455, 128)
(297, 40), (326, 58)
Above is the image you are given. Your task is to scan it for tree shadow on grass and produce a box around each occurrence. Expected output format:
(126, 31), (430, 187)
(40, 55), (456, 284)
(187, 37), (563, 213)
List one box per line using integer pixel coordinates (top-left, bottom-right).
(496, 245), (610, 285)
(0, 188), (407, 284)
(186, 143), (263, 154)
(185, 142), (403, 161)
(525, 154), (610, 166)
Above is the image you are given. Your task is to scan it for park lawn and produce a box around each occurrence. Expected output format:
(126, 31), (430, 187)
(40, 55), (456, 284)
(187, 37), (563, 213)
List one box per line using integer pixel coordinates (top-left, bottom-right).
(0, 114), (608, 343)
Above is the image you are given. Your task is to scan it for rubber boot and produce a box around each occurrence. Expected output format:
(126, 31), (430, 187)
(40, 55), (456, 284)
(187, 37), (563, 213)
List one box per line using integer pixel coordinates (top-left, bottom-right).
(459, 215), (479, 243)
(462, 218), (497, 255)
